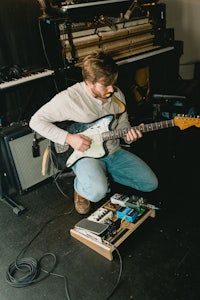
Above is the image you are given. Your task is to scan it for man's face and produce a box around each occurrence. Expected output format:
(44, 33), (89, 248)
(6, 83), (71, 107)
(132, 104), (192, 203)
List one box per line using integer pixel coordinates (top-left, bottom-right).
(86, 76), (117, 102)
(89, 82), (114, 100)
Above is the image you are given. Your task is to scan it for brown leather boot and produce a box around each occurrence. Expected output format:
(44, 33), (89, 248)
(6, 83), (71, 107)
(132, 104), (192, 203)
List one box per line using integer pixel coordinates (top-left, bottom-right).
(74, 191), (91, 214)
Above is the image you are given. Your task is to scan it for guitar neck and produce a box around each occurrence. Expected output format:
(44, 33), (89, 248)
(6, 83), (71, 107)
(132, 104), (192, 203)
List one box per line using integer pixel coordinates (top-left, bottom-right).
(102, 119), (175, 141)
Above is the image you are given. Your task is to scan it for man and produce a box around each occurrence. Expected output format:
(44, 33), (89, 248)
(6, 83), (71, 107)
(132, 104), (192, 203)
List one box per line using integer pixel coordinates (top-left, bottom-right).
(29, 51), (158, 214)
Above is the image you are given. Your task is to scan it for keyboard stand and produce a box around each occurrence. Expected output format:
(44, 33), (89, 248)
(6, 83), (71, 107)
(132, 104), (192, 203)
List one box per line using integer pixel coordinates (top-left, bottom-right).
(0, 174), (26, 215)
(70, 200), (156, 261)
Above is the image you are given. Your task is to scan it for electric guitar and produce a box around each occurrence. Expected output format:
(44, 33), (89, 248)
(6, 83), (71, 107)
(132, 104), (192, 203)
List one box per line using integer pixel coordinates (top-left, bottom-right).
(50, 114), (200, 170)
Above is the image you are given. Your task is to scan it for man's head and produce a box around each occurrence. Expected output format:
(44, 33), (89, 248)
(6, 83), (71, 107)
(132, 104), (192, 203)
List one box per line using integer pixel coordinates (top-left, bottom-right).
(82, 51), (118, 100)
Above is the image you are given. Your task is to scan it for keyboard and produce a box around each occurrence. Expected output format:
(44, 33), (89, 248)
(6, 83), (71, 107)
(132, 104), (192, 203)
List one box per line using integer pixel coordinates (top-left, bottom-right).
(51, 0), (128, 10)
(0, 68), (54, 90)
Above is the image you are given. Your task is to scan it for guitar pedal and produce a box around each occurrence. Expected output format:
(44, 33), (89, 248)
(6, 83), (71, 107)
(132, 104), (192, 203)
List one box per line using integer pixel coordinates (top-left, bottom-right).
(116, 206), (132, 219)
(110, 193), (130, 207)
(88, 207), (113, 224)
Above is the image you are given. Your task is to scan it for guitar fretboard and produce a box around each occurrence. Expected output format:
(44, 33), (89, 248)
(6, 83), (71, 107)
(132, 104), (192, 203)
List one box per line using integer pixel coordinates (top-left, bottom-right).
(102, 119), (175, 141)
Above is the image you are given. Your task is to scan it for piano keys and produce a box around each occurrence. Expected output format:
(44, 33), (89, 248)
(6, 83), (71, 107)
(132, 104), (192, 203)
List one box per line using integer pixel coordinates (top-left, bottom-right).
(44, 0), (130, 19)
(0, 68), (54, 90)
(49, 0), (129, 10)
(116, 46), (175, 65)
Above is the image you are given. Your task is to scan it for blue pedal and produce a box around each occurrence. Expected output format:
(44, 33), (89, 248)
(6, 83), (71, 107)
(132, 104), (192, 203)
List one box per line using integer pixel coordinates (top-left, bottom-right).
(116, 207), (132, 219)
(125, 209), (138, 223)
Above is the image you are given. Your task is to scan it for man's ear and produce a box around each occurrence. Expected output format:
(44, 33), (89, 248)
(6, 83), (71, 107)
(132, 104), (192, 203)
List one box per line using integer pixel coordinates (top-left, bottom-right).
(85, 80), (93, 87)
(85, 80), (89, 85)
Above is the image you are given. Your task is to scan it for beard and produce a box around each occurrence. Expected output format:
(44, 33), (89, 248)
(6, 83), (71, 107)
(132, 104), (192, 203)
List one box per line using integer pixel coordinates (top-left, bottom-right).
(90, 86), (112, 101)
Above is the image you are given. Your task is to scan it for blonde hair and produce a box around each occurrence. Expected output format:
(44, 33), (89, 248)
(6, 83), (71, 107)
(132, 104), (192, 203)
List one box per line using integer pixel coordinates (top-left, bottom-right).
(81, 51), (118, 86)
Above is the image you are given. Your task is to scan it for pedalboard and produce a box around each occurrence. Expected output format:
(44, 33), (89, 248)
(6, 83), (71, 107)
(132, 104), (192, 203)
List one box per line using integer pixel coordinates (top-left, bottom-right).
(73, 193), (158, 244)
(71, 193), (157, 260)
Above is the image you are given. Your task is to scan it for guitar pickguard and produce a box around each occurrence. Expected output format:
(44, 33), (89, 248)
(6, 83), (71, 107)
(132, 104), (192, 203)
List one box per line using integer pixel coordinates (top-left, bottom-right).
(52, 115), (114, 169)
(66, 115), (113, 167)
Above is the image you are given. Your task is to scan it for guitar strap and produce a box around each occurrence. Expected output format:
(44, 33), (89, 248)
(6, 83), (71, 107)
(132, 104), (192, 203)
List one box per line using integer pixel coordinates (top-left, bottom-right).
(112, 94), (126, 119)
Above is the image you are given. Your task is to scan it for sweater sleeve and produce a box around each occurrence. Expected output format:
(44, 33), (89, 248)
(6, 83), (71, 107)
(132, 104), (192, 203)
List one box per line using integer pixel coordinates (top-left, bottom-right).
(29, 91), (73, 145)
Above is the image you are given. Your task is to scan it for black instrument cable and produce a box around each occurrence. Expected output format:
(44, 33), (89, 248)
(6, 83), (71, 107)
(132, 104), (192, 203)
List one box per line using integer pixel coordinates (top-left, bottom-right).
(5, 148), (123, 299)
(5, 213), (72, 300)
(5, 216), (123, 300)
(105, 243), (123, 300)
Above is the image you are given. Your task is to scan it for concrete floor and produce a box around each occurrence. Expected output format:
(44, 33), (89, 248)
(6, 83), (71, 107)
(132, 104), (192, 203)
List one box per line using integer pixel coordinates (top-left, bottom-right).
(0, 118), (200, 300)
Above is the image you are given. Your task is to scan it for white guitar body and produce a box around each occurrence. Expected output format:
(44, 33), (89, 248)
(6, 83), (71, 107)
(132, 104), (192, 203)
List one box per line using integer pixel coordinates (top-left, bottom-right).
(54, 115), (113, 168)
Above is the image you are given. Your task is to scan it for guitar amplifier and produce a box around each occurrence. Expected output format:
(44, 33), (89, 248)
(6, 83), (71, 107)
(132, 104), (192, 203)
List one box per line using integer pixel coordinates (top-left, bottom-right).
(0, 122), (57, 196)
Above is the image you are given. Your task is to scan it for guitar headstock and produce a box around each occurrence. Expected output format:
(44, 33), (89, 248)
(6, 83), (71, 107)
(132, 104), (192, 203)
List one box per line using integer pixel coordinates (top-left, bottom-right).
(174, 115), (200, 130)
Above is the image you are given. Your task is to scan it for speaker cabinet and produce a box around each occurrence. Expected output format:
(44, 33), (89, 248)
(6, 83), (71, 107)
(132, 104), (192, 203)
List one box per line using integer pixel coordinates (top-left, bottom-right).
(0, 123), (57, 196)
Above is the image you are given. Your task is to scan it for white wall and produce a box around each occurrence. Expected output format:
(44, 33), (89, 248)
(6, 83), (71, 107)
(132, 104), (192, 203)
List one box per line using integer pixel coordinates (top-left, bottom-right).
(162, 0), (200, 79)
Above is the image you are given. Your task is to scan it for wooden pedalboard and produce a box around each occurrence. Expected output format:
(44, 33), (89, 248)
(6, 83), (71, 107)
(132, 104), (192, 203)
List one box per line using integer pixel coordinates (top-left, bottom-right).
(70, 200), (156, 261)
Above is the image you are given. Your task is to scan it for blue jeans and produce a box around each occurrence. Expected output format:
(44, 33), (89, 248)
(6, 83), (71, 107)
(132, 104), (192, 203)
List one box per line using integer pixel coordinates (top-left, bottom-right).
(72, 148), (158, 202)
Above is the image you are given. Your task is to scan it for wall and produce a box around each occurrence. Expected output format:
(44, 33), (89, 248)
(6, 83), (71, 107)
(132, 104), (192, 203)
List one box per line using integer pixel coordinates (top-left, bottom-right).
(162, 0), (200, 79)
(0, 0), (45, 68)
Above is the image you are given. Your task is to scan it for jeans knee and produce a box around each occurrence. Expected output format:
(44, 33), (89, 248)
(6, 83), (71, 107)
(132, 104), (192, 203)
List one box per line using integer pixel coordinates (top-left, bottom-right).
(89, 184), (108, 202)
(74, 176), (109, 202)
(82, 179), (108, 202)
(145, 177), (158, 192)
